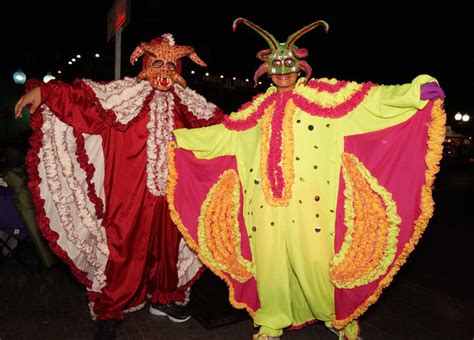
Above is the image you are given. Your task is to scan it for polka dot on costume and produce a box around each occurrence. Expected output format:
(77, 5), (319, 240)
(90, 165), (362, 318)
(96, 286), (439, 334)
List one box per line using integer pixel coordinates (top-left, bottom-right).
(315, 226), (321, 233)
(254, 179), (260, 184)
(313, 165), (318, 169)
(252, 226), (257, 232)
(308, 125), (314, 131)
(296, 119), (301, 123)
(325, 123), (330, 128)
(314, 195), (320, 201)
(270, 222), (274, 226)
(315, 213), (319, 218)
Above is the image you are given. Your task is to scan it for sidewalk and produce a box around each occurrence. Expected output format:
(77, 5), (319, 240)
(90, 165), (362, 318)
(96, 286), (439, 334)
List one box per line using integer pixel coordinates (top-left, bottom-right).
(1, 162), (473, 339)
(1, 243), (473, 340)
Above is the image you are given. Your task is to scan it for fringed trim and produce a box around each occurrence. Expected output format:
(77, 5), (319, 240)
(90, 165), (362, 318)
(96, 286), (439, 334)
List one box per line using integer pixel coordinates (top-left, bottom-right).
(261, 99), (296, 207)
(197, 170), (254, 282)
(73, 131), (105, 219)
(124, 301), (147, 314)
(82, 78), (155, 130)
(223, 91), (277, 130)
(292, 81), (374, 118)
(173, 84), (217, 120)
(331, 100), (446, 329)
(26, 106), (92, 288)
(330, 153), (400, 288)
(224, 78), (373, 133)
(166, 142), (256, 317)
(40, 109), (108, 288)
(146, 91), (175, 196)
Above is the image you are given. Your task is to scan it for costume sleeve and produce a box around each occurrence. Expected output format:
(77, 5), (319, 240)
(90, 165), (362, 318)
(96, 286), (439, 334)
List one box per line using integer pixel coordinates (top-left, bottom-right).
(39, 79), (106, 135)
(173, 124), (237, 159)
(341, 74), (438, 136)
(172, 86), (225, 129)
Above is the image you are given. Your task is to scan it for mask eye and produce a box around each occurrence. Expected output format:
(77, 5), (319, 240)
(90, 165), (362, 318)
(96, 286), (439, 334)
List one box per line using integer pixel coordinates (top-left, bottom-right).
(152, 60), (164, 68)
(284, 58), (295, 67)
(166, 62), (176, 71)
(272, 60), (282, 68)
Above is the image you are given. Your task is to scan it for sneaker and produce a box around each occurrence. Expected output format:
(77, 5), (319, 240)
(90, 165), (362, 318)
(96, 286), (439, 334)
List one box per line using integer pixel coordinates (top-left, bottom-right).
(93, 319), (121, 340)
(149, 302), (191, 323)
(327, 327), (340, 337)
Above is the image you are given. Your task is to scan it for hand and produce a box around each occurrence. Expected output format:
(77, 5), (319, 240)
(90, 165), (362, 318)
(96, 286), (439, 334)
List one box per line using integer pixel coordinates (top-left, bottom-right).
(420, 82), (445, 100)
(14, 87), (42, 119)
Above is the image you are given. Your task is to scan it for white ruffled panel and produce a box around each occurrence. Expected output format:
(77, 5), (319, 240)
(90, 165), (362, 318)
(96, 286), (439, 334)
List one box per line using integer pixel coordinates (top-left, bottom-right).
(177, 238), (203, 287)
(173, 84), (217, 120)
(146, 91), (175, 196)
(83, 77), (153, 124)
(38, 107), (109, 292)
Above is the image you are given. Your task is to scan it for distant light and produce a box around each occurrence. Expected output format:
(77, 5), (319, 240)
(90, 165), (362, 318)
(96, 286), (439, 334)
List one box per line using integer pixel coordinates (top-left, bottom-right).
(43, 73), (56, 83)
(13, 70), (26, 84)
(68, 61), (73, 65)
(454, 112), (462, 121)
(462, 114), (470, 122)
(220, 75), (224, 79)
(232, 77), (236, 80)
(57, 70), (62, 74)
(245, 79), (249, 82)
(258, 81), (262, 85)
(191, 70), (195, 74)
(205, 72), (209, 77)
(94, 53), (100, 58)
(76, 54), (81, 58)
(71, 58), (76, 62)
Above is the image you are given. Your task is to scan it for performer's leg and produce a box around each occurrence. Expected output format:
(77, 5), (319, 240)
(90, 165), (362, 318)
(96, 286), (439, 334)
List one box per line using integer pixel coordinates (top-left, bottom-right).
(147, 198), (183, 304)
(284, 214), (335, 322)
(91, 202), (159, 320)
(252, 218), (295, 338)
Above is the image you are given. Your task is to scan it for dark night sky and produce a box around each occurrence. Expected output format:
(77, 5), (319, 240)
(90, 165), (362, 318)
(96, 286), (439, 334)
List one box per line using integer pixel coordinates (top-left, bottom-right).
(2, 1), (472, 118)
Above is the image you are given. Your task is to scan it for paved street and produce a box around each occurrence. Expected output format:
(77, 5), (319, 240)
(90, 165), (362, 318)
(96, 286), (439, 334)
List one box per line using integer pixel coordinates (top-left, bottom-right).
(1, 159), (473, 339)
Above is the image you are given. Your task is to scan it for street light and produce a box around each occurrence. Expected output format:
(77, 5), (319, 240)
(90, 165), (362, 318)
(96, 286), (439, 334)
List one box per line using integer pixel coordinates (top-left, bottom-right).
(13, 69), (26, 84)
(455, 112), (470, 122)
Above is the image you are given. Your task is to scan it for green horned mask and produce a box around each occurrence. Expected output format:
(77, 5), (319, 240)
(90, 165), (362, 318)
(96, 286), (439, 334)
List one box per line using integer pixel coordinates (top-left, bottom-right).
(232, 18), (329, 86)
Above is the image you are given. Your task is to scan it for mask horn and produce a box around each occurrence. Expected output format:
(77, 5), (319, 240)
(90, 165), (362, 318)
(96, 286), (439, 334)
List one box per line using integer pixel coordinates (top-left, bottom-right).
(233, 17), (279, 51)
(285, 20), (329, 49)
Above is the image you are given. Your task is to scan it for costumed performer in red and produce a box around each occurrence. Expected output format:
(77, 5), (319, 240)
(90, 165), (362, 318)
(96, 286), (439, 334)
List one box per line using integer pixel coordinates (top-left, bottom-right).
(14, 33), (224, 339)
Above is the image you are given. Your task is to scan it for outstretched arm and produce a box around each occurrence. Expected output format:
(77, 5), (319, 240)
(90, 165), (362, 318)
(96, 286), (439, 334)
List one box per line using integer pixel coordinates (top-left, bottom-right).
(342, 75), (444, 136)
(14, 80), (106, 134)
(14, 87), (41, 119)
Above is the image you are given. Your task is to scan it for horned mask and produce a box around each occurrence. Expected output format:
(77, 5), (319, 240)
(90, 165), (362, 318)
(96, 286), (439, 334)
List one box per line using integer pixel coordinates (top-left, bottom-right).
(130, 34), (207, 91)
(232, 18), (329, 86)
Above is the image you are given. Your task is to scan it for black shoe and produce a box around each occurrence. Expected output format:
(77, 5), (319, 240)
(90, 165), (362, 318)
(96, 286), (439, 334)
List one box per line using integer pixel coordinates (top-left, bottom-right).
(149, 302), (191, 323)
(93, 319), (121, 340)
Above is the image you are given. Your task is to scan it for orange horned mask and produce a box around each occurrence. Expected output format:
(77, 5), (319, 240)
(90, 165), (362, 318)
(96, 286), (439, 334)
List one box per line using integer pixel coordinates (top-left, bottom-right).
(130, 33), (207, 91)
